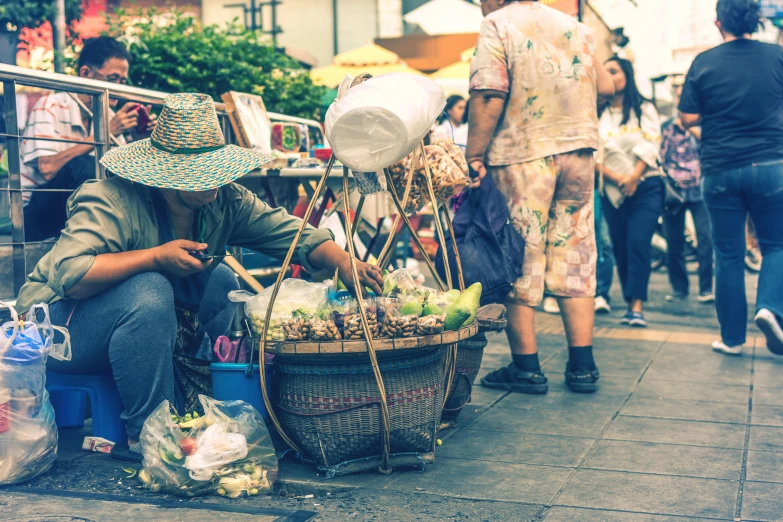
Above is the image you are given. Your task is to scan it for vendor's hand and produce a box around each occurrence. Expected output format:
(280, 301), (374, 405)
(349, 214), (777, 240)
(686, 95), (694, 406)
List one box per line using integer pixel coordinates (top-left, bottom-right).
(619, 175), (639, 197)
(468, 160), (487, 189)
(338, 258), (383, 297)
(152, 240), (212, 277)
(110, 102), (140, 135)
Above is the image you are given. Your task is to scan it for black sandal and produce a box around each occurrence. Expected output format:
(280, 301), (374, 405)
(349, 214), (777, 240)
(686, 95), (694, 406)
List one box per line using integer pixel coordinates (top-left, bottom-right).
(481, 364), (549, 394)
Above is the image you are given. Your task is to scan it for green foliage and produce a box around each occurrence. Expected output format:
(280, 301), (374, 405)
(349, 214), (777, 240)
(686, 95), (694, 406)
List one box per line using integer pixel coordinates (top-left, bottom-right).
(99, 8), (325, 120)
(0, 0), (82, 32)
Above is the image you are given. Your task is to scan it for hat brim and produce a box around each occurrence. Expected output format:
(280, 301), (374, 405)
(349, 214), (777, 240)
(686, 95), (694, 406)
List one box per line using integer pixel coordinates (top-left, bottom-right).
(99, 139), (276, 191)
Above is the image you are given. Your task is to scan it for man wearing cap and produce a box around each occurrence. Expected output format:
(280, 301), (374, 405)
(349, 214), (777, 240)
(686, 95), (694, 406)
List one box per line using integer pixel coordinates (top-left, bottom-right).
(14, 93), (383, 460)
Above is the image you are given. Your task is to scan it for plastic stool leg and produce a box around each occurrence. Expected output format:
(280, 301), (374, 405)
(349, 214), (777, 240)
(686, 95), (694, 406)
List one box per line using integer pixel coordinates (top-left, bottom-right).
(87, 383), (127, 444)
(49, 389), (87, 428)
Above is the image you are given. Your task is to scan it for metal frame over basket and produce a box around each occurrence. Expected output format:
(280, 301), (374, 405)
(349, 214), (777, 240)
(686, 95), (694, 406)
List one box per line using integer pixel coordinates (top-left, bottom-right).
(255, 124), (474, 475)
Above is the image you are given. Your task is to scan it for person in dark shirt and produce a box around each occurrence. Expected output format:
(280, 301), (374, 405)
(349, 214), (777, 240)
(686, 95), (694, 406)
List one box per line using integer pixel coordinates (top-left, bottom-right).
(680, 0), (783, 357)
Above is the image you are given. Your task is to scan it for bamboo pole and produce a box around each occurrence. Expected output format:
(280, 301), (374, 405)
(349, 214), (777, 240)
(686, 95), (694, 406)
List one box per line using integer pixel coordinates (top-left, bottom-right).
(418, 142), (452, 290)
(342, 167), (392, 472)
(383, 169), (447, 292)
(257, 156), (337, 454)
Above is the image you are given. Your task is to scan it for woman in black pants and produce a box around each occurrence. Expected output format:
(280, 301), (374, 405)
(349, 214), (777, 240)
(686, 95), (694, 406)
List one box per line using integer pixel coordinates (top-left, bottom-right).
(598, 57), (664, 327)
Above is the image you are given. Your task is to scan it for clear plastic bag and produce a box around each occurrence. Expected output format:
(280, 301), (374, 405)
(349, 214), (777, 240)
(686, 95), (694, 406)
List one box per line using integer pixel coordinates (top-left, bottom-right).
(382, 268), (421, 297)
(336, 298), (379, 340)
(310, 304), (343, 341)
(229, 280), (331, 341)
(139, 395), (278, 497)
(0, 302), (70, 485)
(377, 297), (418, 338)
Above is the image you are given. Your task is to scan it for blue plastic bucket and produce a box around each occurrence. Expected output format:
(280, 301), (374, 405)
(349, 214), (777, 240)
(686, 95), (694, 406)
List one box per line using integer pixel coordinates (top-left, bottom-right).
(210, 363), (274, 420)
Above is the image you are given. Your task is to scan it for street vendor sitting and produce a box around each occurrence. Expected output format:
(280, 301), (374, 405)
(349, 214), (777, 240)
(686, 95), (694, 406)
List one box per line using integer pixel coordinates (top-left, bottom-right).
(13, 93), (383, 461)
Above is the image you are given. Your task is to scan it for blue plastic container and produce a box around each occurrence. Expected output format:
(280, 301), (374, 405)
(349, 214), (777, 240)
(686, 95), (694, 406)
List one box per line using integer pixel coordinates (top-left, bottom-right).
(210, 363), (274, 420)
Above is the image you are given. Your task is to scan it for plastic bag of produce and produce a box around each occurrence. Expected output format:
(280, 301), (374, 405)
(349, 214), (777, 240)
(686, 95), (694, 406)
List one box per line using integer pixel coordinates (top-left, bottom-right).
(332, 297), (379, 340)
(139, 395), (277, 497)
(325, 73), (446, 173)
(377, 297), (418, 338)
(229, 280), (331, 341)
(0, 301), (70, 485)
(381, 268), (421, 297)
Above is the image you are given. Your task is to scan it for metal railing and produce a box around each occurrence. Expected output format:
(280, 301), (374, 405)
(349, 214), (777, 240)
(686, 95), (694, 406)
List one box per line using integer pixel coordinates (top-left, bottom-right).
(0, 63), (325, 298)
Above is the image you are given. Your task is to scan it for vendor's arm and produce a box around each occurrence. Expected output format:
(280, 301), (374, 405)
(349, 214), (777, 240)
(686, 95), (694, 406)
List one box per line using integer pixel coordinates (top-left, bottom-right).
(228, 185), (383, 295)
(466, 17), (509, 183)
(48, 183), (211, 300)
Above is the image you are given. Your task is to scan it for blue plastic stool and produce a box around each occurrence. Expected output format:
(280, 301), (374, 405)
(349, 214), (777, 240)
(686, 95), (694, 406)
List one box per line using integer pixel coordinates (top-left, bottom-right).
(46, 372), (127, 444)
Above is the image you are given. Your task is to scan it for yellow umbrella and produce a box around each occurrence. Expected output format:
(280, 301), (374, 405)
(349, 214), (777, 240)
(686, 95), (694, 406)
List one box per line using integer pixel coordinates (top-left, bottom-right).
(311, 44), (425, 88)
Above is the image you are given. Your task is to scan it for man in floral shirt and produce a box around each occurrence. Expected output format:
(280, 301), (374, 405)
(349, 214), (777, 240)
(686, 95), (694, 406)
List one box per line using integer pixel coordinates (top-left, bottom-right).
(469, 0), (614, 394)
(661, 78), (714, 305)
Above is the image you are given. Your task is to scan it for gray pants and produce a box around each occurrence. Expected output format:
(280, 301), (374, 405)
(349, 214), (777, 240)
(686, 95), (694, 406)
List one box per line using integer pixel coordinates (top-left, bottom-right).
(48, 265), (239, 438)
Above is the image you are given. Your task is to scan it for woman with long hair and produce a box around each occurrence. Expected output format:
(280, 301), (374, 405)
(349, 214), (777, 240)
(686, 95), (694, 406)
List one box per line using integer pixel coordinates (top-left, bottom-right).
(433, 94), (468, 152)
(680, 0), (783, 356)
(598, 56), (663, 327)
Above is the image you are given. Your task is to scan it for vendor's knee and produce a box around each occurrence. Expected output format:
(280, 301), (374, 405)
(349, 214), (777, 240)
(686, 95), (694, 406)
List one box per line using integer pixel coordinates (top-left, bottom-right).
(210, 264), (240, 294)
(123, 272), (176, 321)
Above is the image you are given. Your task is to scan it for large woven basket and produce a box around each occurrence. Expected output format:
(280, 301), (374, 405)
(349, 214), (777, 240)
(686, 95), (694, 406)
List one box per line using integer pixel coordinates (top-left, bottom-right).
(442, 332), (487, 421)
(274, 346), (448, 475)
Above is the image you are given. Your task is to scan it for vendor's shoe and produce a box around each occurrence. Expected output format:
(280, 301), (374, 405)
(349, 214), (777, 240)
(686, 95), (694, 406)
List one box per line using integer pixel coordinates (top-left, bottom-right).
(111, 442), (143, 463)
(565, 366), (600, 394)
(481, 364), (549, 394)
(712, 340), (743, 356)
(756, 309), (783, 355)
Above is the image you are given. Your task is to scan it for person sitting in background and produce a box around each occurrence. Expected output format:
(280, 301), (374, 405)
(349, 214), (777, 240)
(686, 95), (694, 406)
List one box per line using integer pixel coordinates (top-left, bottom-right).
(433, 94), (468, 152)
(14, 93), (383, 461)
(598, 57), (663, 328)
(21, 36), (156, 242)
(661, 77), (714, 305)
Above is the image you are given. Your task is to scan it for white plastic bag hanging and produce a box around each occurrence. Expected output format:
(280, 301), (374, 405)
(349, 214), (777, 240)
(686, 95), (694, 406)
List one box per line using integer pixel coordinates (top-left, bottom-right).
(325, 73), (446, 173)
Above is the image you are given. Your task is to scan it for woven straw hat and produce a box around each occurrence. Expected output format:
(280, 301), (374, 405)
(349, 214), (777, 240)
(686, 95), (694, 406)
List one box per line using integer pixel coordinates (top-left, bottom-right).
(100, 93), (274, 191)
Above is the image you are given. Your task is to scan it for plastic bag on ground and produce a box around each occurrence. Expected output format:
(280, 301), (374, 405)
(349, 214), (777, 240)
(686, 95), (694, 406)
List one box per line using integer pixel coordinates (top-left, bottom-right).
(139, 395), (277, 497)
(0, 302), (63, 485)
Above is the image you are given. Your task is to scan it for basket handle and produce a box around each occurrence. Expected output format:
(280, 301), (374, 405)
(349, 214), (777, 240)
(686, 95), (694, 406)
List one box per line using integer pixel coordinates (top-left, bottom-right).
(419, 142), (453, 291)
(376, 146), (419, 269)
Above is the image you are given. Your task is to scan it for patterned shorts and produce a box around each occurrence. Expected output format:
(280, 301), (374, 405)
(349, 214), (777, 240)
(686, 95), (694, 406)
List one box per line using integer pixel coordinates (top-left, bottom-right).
(490, 149), (597, 307)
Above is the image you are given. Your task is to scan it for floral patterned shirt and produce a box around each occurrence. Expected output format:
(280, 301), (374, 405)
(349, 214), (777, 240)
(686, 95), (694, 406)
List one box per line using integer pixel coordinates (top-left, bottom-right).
(470, 2), (599, 166)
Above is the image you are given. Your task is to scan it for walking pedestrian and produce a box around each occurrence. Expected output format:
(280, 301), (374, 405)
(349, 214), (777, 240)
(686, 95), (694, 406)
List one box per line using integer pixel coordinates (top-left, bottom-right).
(679, 0), (783, 356)
(594, 190), (615, 314)
(598, 57), (664, 328)
(469, 0), (614, 394)
(661, 77), (714, 304)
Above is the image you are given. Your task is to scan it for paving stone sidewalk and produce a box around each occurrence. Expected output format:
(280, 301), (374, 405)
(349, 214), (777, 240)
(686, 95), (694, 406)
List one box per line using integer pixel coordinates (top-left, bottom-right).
(4, 271), (782, 521)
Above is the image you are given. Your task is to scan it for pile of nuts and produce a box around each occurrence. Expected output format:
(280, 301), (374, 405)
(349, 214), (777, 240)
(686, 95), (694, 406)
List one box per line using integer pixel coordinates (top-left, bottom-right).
(416, 315), (445, 336)
(309, 319), (342, 341)
(379, 315), (419, 338)
(343, 309), (379, 340)
(282, 317), (311, 341)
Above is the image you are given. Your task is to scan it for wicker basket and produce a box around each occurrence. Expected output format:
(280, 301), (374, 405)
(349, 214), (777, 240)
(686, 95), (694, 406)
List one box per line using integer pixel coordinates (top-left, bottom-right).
(442, 332), (488, 421)
(275, 346), (448, 475)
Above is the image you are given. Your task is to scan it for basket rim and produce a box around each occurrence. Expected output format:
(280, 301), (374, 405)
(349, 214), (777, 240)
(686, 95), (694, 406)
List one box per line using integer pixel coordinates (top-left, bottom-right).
(265, 322), (478, 356)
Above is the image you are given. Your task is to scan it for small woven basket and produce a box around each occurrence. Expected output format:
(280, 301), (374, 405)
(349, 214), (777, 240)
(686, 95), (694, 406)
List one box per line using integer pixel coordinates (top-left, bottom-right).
(441, 332), (488, 421)
(275, 346), (448, 474)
